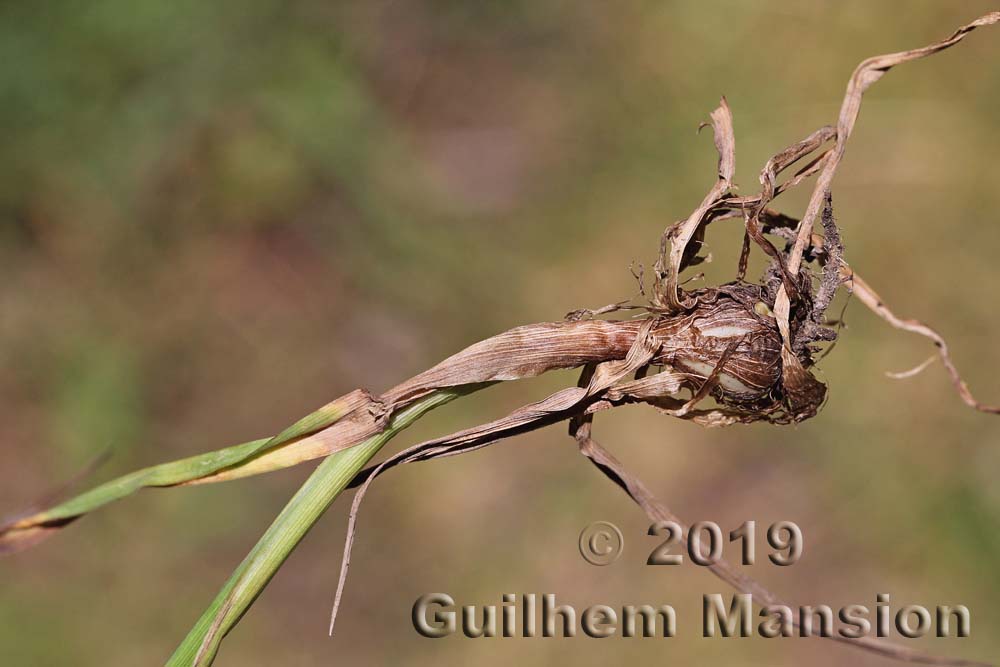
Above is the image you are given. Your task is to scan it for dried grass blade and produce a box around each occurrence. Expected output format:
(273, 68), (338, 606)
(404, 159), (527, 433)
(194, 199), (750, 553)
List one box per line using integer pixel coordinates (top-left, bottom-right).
(654, 97), (735, 311)
(843, 268), (999, 413)
(574, 427), (991, 667)
(328, 323), (661, 633)
(773, 12), (1000, 346)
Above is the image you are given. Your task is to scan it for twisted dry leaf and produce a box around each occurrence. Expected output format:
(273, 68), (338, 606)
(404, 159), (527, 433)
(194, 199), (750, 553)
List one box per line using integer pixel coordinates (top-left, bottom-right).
(770, 11), (1000, 351)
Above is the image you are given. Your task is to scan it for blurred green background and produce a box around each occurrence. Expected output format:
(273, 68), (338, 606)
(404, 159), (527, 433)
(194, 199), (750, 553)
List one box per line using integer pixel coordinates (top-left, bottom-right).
(2, 1), (999, 665)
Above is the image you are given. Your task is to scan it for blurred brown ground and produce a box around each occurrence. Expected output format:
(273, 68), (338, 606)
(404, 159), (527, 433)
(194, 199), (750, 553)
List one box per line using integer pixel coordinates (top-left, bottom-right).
(1, 1), (999, 665)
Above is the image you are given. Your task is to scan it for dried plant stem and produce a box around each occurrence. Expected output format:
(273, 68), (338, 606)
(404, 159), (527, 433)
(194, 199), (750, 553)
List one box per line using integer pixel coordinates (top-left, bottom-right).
(573, 428), (990, 667)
